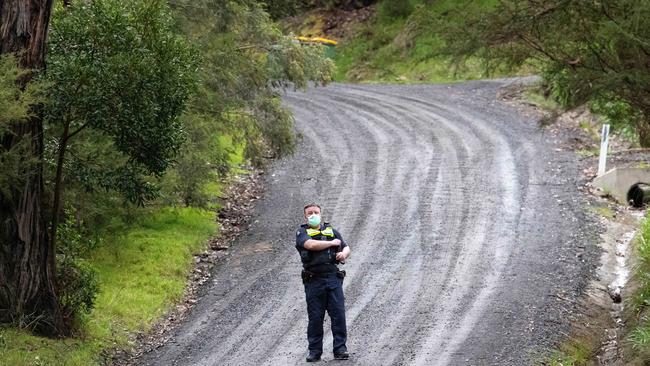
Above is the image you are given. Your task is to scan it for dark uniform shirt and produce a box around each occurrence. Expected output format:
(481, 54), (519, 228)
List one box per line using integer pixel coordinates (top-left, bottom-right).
(296, 223), (347, 273)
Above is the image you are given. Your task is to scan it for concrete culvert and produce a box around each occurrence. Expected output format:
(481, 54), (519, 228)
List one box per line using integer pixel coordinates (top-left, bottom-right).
(627, 183), (650, 207)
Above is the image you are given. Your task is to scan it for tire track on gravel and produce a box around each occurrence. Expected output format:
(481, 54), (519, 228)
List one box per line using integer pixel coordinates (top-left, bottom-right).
(340, 86), (518, 365)
(308, 85), (520, 362)
(318, 86), (467, 362)
(307, 91), (457, 324)
(261, 92), (422, 365)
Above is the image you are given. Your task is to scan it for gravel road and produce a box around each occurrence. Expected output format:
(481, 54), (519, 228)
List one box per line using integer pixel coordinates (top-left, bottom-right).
(139, 80), (597, 366)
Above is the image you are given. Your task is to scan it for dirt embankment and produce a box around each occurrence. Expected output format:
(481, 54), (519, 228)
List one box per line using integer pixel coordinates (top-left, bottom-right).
(281, 5), (375, 40)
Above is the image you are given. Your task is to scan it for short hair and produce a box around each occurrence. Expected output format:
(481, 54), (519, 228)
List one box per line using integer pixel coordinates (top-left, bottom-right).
(303, 203), (321, 212)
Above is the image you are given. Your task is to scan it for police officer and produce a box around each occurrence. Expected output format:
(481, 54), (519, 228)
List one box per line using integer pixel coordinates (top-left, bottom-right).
(296, 203), (351, 362)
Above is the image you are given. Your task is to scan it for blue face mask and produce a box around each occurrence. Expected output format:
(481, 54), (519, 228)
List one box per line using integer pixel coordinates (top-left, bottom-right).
(308, 214), (321, 227)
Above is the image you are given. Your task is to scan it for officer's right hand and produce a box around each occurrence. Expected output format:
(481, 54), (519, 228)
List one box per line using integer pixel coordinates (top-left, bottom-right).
(331, 239), (341, 247)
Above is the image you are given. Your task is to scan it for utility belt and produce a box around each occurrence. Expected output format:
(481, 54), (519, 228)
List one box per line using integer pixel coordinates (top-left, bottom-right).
(301, 269), (346, 284)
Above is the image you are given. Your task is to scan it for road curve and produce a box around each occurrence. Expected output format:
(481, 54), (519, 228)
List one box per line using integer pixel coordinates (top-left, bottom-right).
(139, 80), (596, 366)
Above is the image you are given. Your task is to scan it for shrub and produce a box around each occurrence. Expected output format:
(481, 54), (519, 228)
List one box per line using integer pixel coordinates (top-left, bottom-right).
(589, 95), (642, 143)
(378, 0), (413, 19)
(56, 217), (99, 332)
(0, 55), (42, 202)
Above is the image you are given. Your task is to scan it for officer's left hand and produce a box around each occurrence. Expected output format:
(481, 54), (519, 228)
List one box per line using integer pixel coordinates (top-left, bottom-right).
(336, 252), (348, 261)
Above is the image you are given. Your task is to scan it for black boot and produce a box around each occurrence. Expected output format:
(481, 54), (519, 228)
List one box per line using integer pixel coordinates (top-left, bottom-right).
(333, 351), (349, 360)
(306, 353), (321, 362)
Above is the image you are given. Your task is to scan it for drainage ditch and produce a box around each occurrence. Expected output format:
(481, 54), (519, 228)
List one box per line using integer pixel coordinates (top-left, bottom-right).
(596, 209), (643, 365)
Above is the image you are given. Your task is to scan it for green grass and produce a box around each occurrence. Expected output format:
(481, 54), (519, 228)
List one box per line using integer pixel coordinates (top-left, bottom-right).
(0, 207), (217, 366)
(333, 0), (509, 83)
(196, 135), (246, 210)
(632, 214), (650, 309)
(630, 325), (650, 350)
(218, 134), (245, 167)
(543, 340), (592, 366)
(631, 213), (650, 338)
(622, 211), (650, 364)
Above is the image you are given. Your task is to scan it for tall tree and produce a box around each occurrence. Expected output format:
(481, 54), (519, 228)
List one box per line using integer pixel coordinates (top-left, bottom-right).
(0, 0), (64, 336)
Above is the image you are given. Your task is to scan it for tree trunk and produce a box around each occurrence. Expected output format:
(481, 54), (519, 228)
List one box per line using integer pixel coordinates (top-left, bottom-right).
(0, 0), (63, 336)
(50, 119), (70, 264)
(637, 113), (650, 148)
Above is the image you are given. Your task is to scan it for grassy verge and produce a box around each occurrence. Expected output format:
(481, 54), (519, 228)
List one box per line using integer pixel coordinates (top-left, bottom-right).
(200, 135), (246, 210)
(625, 212), (650, 363)
(0, 207), (217, 366)
(543, 211), (650, 365)
(544, 339), (592, 366)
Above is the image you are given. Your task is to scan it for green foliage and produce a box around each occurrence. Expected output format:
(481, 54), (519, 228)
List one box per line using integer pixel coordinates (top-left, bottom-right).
(57, 260), (99, 330)
(544, 340), (591, 366)
(259, 0), (373, 19)
(633, 214), (650, 311)
(56, 217), (100, 331)
(0, 208), (216, 365)
(542, 67), (574, 107)
(629, 213), (650, 361)
(90, 208), (216, 332)
(261, 0), (302, 19)
(589, 95), (641, 142)
(0, 55), (42, 201)
(436, 0), (650, 146)
(334, 0), (501, 82)
(161, 113), (232, 207)
(164, 0), (333, 206)
(630, 324), (650, 351)
(377, 0), (413, 19)
(0, 55), (39, 128)
(44, 0), (198, 205)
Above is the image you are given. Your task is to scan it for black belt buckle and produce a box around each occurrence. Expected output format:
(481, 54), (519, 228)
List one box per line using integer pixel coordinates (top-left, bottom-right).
(336, 270), (346, 280)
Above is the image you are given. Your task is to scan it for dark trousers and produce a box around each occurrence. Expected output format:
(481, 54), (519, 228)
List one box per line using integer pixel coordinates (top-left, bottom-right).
(304, 274), (347, 355)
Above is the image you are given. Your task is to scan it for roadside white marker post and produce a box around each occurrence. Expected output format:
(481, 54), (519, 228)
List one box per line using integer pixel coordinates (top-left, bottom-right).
(598, 124), (610, 176)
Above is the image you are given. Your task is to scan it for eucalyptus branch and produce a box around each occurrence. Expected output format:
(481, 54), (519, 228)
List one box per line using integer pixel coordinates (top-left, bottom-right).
(65, 121), (89, 142)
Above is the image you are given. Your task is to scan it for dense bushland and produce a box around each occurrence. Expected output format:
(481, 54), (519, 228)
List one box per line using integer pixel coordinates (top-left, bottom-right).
(0, 0), (332, 352)
(168, 0), (333, 204)
(262, 0), (376, 19)
(434, 0), (650, 147)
